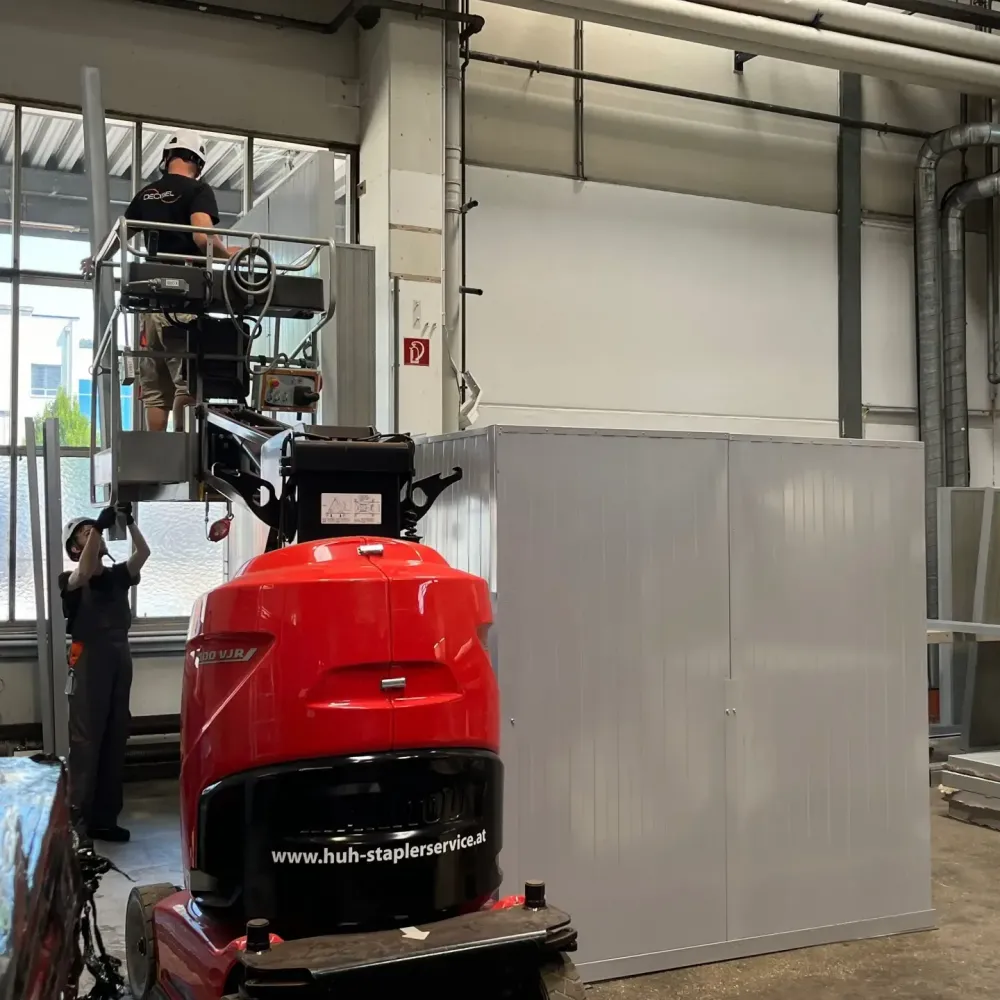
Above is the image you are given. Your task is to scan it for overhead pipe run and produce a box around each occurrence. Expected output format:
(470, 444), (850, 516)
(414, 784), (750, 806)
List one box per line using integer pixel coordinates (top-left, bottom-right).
(940, 172), (1000, 490)
(470, 51), (929, 138)
(130, 0), (485, 35)
(489, 0), (1000, 95)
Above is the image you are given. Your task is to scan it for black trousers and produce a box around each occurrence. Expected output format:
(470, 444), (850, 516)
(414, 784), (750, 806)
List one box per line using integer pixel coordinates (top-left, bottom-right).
(67, 637), (133, 829)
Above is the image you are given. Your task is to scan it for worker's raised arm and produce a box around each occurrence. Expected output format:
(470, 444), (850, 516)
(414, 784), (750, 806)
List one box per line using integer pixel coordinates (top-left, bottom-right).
(65, 527), (102, 591)
(123, 505), (151, 578)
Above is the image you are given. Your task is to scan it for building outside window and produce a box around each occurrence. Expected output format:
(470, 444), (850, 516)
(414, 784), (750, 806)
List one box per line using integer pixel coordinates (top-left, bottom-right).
(0, 99), (353, 624)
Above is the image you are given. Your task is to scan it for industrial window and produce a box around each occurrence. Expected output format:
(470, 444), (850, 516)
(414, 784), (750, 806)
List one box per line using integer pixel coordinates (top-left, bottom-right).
(29, 363), (61, 398)
(0, 99), (356, 625)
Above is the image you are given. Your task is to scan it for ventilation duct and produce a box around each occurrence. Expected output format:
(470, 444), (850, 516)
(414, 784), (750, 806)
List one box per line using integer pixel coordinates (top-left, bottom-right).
(940, 172), (1000, 491)
(915, 127), (1000, 619)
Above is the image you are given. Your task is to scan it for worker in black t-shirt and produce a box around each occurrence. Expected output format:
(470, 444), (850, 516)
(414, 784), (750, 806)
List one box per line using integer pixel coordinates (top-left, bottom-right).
(59, 503), (150, 844)
(127, 129), (239, 432)
(85, 129), (240, 432)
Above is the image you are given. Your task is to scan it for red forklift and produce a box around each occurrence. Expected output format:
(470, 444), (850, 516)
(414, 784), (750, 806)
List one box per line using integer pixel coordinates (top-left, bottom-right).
(122, 414), (582, 1000)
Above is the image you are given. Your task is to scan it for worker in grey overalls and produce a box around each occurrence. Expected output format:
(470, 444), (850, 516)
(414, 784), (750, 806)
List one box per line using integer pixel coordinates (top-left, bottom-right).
(60, 503), (150, 843)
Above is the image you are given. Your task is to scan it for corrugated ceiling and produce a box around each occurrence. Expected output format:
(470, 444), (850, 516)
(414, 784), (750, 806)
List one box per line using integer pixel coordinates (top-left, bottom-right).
(0, 104), (323, 194)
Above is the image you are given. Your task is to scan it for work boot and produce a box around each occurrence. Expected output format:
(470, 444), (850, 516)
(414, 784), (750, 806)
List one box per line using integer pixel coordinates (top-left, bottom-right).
(88, 825), (131, 843)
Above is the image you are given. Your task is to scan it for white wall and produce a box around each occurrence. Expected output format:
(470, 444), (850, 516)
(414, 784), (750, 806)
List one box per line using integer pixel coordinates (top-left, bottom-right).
(466, 166), (839, 436)
(461, 2), (1000, 484)
(465, 166), (1000, 476)
(0, 0), (359, 143)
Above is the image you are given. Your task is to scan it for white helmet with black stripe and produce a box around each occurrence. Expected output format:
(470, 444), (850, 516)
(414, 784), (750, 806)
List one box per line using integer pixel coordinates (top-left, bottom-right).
(159, 129), (207, 175)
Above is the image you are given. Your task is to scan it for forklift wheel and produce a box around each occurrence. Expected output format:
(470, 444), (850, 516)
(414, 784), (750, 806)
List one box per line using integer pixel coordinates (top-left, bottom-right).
(125, 883), (178, 999)
(539, 954), (585, 999)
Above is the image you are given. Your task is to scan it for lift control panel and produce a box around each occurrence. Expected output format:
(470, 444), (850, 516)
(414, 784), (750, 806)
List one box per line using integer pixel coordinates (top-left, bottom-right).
(252, 369), (322, 413)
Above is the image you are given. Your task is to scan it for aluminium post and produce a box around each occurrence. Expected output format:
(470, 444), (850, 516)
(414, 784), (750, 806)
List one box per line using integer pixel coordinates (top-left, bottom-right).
(81, 67), (124, 535)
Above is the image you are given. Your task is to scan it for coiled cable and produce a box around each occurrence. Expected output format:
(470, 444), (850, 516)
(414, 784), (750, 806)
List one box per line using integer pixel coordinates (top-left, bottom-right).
(222, 235), (276, 373)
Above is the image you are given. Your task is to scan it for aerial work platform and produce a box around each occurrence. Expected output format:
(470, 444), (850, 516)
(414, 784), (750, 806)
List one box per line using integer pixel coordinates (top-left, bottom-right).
(88, 216), (337, 505)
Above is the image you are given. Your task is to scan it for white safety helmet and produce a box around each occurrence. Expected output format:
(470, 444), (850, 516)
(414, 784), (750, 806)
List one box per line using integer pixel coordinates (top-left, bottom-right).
(159, 128), (207, 175)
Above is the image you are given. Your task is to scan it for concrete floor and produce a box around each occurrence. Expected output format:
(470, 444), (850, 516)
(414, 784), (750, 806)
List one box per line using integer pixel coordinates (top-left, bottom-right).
(96, 785), (1000, 999)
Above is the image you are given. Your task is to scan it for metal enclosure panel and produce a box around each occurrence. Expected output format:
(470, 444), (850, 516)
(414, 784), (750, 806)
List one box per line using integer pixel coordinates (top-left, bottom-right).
(415, 429), (497, 592)
(726, 437), (932, 940)
(493, 428), (731, 972)
(323, 244), (376, 427)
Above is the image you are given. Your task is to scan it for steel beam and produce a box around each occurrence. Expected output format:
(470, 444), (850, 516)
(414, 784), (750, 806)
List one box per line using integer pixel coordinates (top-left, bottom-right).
(0, 165), (244, 235)
(837, 73), (863, 439)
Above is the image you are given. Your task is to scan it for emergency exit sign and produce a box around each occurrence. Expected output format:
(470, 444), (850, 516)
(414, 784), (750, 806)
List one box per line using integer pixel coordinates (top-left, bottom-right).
(403, 338), (430, 367)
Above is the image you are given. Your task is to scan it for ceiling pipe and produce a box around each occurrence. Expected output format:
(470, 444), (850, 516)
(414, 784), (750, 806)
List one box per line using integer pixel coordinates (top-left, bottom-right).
(865, 0), (1000, 31)
(130, 0), (485, 35)
(487, 0), (1000, 94)
(703, 0), (1000, 66)
(940, 171), (1000, 491)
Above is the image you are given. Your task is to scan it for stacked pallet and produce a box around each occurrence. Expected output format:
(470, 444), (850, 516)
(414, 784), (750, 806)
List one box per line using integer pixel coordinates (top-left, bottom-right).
(940, 752), (1000, 830)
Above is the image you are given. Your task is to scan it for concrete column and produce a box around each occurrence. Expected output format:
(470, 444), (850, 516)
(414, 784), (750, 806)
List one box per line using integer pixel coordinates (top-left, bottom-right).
(360, 10), (446, 435)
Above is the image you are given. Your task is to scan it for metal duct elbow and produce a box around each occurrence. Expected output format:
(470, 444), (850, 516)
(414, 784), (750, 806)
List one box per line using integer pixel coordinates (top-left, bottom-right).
(915, 123), (1000, 618)
(940, 171), (1000, 490)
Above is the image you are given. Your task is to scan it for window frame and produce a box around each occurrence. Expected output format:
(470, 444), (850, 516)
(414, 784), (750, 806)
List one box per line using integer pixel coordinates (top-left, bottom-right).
(29, 363), (62, 398)
(0, 96), (359, 629)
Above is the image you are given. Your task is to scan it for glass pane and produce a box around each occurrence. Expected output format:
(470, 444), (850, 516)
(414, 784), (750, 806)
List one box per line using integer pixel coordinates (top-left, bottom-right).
(252, 144), (350, 244)
(0, 104), (13, 268)
(141, 124), (245, 230)
(13, 455), (129, 621)
(252, 138), (323, 205)
(19, 109), (134, 274)
(14, 283), (135, 448)
(334, 153), (350, 245)
(136, 502), (225, 617)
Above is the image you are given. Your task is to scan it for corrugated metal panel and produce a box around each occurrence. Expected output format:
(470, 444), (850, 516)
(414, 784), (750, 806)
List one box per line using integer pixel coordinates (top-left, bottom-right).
(330, 244), (376, 426)
(726, 437), (932, 939)
(415, 429), (497, 591)
(416, 427), (933, 980)
(494, 427), (731, 970)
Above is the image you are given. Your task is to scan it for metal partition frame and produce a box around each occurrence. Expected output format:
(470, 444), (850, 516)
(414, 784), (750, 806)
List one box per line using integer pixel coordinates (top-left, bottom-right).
(23, 418), (70, 758)
(25, 419), (54, 755)
(936, 486), (1000, 748)
(43, 419), (69, 759)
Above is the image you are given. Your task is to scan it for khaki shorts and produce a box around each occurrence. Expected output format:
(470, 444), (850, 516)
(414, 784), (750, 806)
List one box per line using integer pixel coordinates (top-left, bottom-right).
(138, 313), (196, 410)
